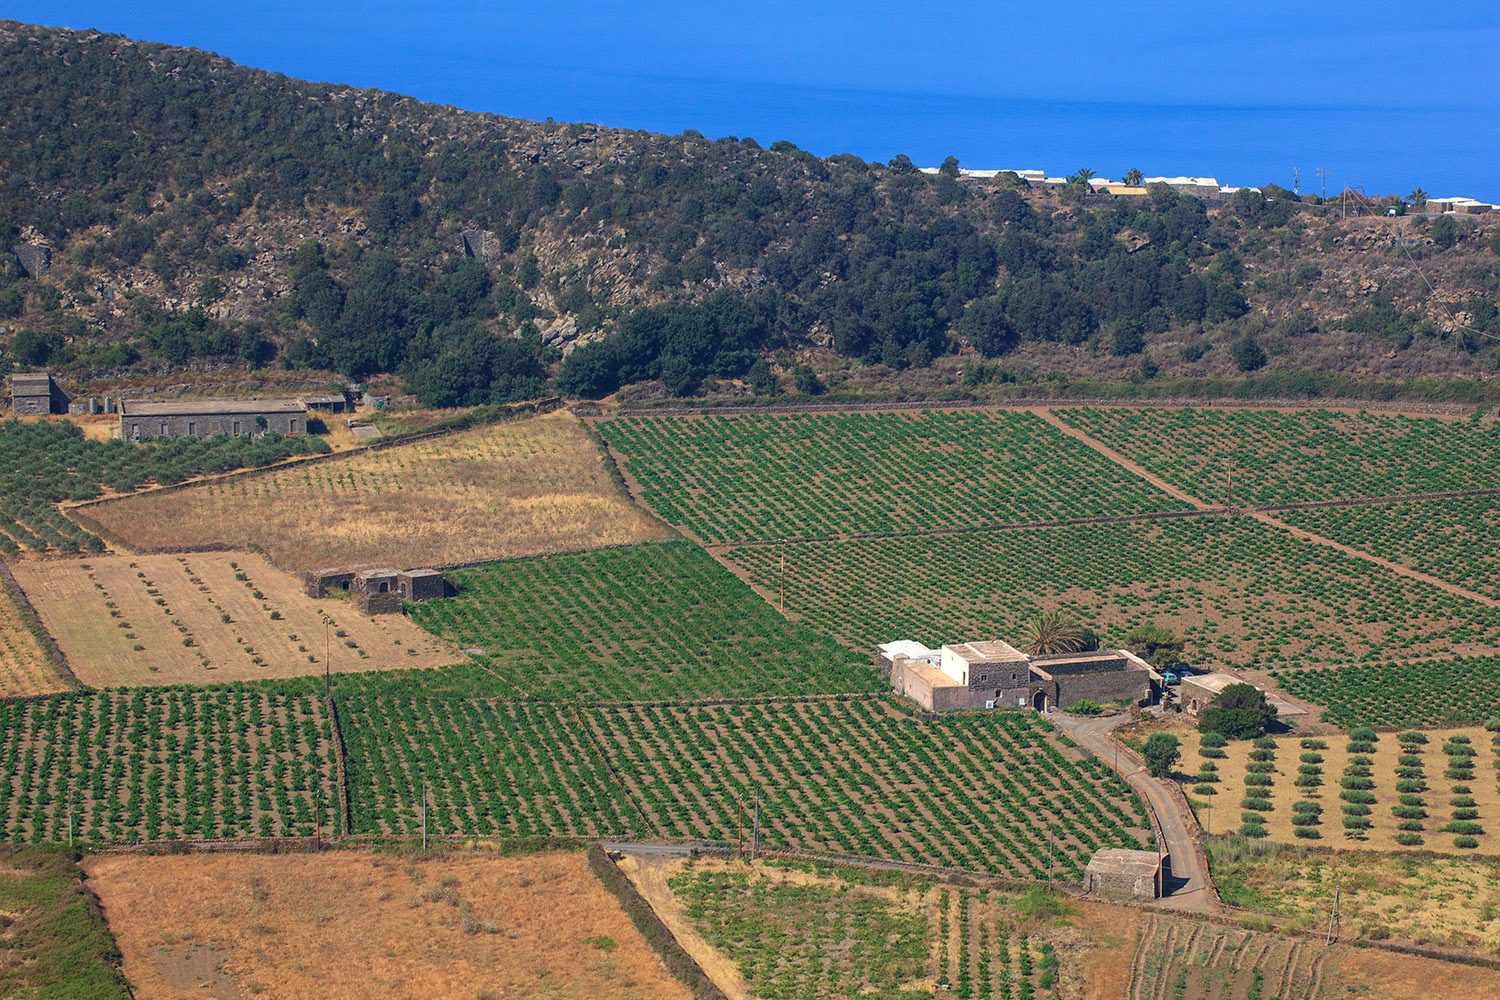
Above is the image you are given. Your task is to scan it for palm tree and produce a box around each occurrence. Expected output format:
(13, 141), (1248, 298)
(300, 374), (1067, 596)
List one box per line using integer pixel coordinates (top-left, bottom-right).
(1069, 168), (1097, 187)
(1407, 186), (1427, 208)
(1020, 611), (1091, 656)
(1123, 167), (1144, 187)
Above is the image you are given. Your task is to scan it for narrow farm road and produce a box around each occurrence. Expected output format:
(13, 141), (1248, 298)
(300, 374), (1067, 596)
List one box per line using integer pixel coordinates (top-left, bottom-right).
(1050, 712), (1219, 914)
(1029, 408), (1217, 511)
(1033, 406), (1500, 608)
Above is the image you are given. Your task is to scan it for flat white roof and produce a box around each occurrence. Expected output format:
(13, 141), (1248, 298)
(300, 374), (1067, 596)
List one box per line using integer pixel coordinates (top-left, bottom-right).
(942, 639), (1029, 664)
(878, 640), (938, 661)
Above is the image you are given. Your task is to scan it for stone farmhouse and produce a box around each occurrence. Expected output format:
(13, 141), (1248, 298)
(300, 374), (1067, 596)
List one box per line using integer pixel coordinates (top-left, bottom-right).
(878, 637), (1158, 713)
(8, 372), (70, 415)
(119, 398), (307, 440)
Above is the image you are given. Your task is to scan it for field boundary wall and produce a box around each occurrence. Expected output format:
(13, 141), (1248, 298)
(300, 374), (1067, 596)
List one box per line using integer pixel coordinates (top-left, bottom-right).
(325, 694), (354, 836)
(586, 844), (729, 1000)
(606, 395), (1492, 418)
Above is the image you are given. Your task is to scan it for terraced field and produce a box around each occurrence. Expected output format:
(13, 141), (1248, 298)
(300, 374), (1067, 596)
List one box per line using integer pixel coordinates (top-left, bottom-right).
(727, 517), (1500, 670)
(408, 541), (879, 700)
(85, 409), (669, 571)
(1054, 406), (1500, 505)
(599, 410), (1187, 542)
(1127, 913), (1331, 1000)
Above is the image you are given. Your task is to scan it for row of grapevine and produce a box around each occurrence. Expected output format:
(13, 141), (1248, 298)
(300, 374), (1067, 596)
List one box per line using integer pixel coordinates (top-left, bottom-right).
(406, 541), (882, 700)
(1056, 406), (1500, 506)
(727, 517), (1500, 671)
(1277, 657), (1500, 729)
(337, 695), (645, 838)
(599, 410), (1187, 543)
(589, 698), (1150, 877)
(0, 689), (337, 843)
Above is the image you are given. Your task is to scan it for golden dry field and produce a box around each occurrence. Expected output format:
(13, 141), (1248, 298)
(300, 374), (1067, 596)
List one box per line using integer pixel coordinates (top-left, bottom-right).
(10, 552), (455, 686)
(84, 850), (692, 1000)
(82, 409), (670, 573)
(1179, 725), (1500, 855)
(0, 571), (68, 697)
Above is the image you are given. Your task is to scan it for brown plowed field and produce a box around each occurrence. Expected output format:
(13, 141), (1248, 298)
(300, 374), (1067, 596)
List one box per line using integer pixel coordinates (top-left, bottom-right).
(11, 552), (456, 686)
(85, 850), (692, 1000)
(81, 410), (670, 573)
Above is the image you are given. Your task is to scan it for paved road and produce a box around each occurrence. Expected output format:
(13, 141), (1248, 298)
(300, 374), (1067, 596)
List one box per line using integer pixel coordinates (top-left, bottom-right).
(1050, 712), (1219, 913)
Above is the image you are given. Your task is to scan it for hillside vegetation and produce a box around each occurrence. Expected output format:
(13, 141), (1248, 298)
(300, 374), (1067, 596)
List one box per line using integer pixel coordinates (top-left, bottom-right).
(3, 21), (1500, 405)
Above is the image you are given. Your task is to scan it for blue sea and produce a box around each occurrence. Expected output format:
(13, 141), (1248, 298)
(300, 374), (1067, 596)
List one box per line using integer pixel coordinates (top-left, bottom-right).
(499, 74), (1498, 203)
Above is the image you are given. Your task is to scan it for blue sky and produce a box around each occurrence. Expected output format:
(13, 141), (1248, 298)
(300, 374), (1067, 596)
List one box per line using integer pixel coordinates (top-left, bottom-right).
(8, 2), (1499, 198)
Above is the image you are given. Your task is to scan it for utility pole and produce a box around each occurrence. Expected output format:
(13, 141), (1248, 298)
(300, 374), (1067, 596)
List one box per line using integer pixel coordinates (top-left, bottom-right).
(751, 791), (761, 863)
(1326, 876), (1342, 945)
(325, 621), (331, 696)
(779, 540), (786, 613)
(1316, 167), (1329, 203)
(1292, 166), (1301, 196)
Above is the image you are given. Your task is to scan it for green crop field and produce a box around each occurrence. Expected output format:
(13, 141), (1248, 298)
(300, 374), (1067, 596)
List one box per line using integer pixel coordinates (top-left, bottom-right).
(338, 695), (644, 837)
(0, 418), (327, 554)
(1281, 497), (1500, 600)
(407, 541), (881, 700)
(598, 410), (1187, 543)
(1276, 657), (1500, 730)
(1054, 407), (1500, 506)
(728, 517), (1500, 670)
(670, 866), (931, 1000)
(0, 688), (337, 843)
(591, 698), (1149, 877)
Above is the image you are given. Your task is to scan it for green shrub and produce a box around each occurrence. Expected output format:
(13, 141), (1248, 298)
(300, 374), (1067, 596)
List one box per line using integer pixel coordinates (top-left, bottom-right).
(1395, 832), (1424, 846)
(1293, 827), (1321, 839)
(1241, 796), (1273, 812)
(1455, 836), (1480, 849)
(1392, 806), (1427, 820)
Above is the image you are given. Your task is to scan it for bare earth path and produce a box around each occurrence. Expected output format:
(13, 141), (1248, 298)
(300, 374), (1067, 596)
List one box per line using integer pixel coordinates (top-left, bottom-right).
(1051, 712), (1219, 915)
(1028, 408), (1218, 510)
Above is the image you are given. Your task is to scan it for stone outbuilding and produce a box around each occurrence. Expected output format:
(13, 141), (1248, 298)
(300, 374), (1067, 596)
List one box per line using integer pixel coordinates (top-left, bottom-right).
(1084, 848), (1162, 901)
(398, 569), (448, 601)
(8, 372), (70, 415)
(119, 398), (307, 440)
(880, 637), (1158, 713)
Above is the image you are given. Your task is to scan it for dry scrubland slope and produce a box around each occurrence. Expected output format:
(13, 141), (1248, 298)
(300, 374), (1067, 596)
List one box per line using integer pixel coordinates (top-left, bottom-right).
(12, 551), (455, 686)
(84, 410), (669, 572)
(85, 850), (692, 1000)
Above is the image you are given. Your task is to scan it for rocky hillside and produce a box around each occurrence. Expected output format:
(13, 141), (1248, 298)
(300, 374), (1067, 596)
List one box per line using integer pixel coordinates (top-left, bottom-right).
(2, 21), (1499, 405)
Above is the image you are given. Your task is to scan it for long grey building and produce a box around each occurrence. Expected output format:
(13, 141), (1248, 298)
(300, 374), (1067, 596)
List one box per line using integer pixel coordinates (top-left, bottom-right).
(119, 398), (307, 441)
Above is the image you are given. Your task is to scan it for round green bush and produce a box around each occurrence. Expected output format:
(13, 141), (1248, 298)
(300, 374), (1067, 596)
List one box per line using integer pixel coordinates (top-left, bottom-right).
(1394, 832), (1424, 846)
(1455, 836), (1480, 849)
(1293, 827), (1321, 839)
(1193, 784), (1217, 796)
(1397, 819), (1425, 832)
(1244, 772), (1274, 787)
(1300, 752), (1324, 765)
(1391, 806), (1426, 820)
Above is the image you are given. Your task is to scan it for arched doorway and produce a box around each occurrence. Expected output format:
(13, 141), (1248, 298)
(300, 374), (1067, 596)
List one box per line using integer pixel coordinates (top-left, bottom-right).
(1032, 690), (1048, 712)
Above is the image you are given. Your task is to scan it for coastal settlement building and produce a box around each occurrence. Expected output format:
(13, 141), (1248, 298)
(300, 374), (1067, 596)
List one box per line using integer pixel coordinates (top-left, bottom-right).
(8, 372), (71, 415)
(878, 638), (1158, 713)
(118, 398), (307, 441)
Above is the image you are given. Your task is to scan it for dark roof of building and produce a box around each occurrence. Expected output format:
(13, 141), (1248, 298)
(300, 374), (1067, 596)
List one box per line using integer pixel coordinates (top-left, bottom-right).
(9, 372), (54, 390)
(121, 398), (306, 416)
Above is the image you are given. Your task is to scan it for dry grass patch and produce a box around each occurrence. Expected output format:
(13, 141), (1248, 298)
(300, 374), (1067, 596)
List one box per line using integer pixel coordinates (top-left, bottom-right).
(84, 849), (693, 1000)
(84, 409), (670, 573)
(0, 570), (68, 697)
(11, 552), (455, 686)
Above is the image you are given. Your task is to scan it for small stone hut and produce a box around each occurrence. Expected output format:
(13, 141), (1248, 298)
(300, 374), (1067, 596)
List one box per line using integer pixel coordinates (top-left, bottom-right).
(1084, 848), (1162, 901)
(9, 372), (70, 415)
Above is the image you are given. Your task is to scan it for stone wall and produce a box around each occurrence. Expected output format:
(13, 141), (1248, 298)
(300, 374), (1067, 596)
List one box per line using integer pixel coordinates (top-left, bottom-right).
(1085, 868), (1158, 900)
(1054, 668), (1153, 708)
